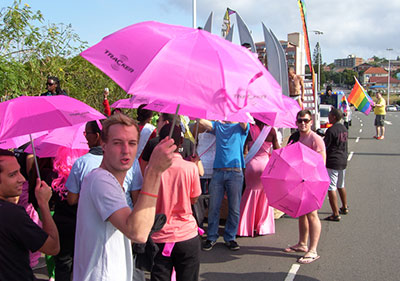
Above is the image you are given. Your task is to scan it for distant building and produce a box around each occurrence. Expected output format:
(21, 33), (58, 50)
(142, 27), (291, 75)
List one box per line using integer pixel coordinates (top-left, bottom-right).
(363, 67), (388, 86)
(353, 63), (373, 73)
(367, 76), (400, 94)
(255, 32), (306, 77)
(334, 55), (363, 68)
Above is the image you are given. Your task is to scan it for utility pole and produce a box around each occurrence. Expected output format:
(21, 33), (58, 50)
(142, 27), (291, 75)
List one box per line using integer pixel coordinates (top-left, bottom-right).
(387, 48), (393, 105)
(312, 30), (323, 92)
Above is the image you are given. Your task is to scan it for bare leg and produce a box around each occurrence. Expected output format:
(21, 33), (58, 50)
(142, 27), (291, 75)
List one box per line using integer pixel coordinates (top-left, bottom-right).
(381, 126), (385, 137)
(338, 187), (348, 209)
(298, 215), (309, 246)
(306, 210), (321, 254)
(327, 190), (339, 216)
(376, 126), (381, 137)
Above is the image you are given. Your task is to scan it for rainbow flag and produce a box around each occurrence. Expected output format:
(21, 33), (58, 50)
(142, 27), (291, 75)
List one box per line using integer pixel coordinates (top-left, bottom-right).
(298, 0), (315, 95)
(348, 77), (373, 115)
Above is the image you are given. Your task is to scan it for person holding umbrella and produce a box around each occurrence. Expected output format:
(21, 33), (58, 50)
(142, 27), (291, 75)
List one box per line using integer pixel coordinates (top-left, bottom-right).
(285, 110), (326, 264)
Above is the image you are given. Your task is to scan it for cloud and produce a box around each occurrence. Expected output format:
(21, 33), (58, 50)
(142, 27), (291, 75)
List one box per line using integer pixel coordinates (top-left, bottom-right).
(163, 0), (400, 63)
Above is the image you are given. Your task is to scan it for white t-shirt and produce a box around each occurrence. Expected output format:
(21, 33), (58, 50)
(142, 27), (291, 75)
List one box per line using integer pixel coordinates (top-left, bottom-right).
(73, 168), (133, 281)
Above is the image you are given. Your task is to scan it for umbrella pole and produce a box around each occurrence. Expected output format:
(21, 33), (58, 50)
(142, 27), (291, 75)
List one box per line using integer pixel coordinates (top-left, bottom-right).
(29, 134), (41, 181)
(169, 104), (181, 139)
(192, 121), (199, 156)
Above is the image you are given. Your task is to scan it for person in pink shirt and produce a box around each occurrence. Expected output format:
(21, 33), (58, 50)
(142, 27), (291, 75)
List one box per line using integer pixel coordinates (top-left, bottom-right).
(285, 109), (326, 264)
(151, 124), (202, 281)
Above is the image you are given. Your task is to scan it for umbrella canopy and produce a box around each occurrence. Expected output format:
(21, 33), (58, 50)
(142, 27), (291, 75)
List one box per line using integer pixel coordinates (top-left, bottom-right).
(110, 95), (153, 109)
(0, 132), (48, 149)
(261, 142), (330, 218)
(81, 21), (284, 119)
(25, 123), (89, 158)
(0, 95), (106, 140)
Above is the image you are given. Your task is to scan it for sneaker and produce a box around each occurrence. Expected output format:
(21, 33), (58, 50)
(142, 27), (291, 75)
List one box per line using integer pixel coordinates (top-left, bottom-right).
(377, 136), (385, 140)
(373, 136), (378, 139)
(225, 240), (240, 251)
(202, 240), (216, 251)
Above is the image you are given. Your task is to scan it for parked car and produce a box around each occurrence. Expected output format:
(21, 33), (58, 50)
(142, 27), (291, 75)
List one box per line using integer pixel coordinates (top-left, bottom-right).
(386, 105), (397, 112)
(319, 104), (332, 133)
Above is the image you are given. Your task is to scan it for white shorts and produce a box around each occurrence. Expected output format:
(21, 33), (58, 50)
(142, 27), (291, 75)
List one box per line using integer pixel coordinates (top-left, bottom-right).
(327, 169), (345, 191)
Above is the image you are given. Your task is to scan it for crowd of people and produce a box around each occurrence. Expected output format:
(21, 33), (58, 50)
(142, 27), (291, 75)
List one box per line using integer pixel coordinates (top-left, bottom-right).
(0, 76), (352, 281)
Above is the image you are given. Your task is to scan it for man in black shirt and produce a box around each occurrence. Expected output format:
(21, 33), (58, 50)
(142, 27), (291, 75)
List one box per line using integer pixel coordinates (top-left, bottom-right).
(323, 108), (349, 221)
(0, 149), (60, 281)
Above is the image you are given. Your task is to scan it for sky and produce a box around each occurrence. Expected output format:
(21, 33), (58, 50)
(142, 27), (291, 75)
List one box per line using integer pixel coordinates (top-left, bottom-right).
(2, 0), (400, 64)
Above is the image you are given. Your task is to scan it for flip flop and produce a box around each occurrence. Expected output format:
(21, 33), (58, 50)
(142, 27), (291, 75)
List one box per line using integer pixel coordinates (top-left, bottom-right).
(298, 253), (320, 264)
(339, 207), (349, 215)
(284, 244), (308, 253)
(324, 215), (341, 221)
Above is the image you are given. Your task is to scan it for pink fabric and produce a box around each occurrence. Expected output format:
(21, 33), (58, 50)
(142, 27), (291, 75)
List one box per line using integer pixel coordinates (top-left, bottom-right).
(162, 243), (175, 257)
(299, 131), (326, 154)
(151, 154), (201, 243)
(238, 125), (275, 236)
(18, 182), (42, 267)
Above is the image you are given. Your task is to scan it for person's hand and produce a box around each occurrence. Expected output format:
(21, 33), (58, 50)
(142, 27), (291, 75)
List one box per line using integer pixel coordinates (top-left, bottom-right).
(103, 88), (109, 99)
(187, 154), (200, 163)
(34, 178), (52, 207)
(148, 137), (176, 173)
(301, 96), (304, 102)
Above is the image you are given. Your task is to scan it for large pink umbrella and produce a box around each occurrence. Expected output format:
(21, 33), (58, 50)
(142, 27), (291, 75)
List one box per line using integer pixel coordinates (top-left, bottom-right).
(261, 142), (330, 218)
(24, 123), (89, 158)
(0, 132), (48, 149)
(81, 21), (284, 119)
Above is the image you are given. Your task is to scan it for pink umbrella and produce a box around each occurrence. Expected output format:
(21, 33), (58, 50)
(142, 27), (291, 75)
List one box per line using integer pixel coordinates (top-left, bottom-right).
(0, 96), (105, 178)
(81, 21), (284, 119)
(111, 95), (153, 109)
(252, 95), (301, 128)
(24, 123), (89, 158)
(0, 132), (48, 149)
(0, 96), (106, 140)
(261, 142), (330, 218)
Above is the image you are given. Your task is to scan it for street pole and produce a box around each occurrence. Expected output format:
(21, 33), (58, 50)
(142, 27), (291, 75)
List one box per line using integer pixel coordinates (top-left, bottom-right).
(387, 48), (393, 105)
(313, 30), (323, 92)
(192, 0), (197, 28)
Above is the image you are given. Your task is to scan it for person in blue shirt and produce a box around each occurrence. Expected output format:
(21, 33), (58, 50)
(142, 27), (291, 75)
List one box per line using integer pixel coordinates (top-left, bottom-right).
(198, 120), (249, 251)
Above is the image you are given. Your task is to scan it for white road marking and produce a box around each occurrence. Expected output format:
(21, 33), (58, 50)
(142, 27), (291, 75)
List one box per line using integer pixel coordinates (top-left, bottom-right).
(359, 129), (362, 133)
(356, 137), (360, 143)
(348, 151), (354, 161)
(360, 123), (363, 127)
(284, 264), (301, 281)
(385, 121), (392, 125)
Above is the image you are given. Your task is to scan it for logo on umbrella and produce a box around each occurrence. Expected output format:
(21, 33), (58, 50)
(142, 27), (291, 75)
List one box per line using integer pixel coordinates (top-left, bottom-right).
(104, 50), (134, 73)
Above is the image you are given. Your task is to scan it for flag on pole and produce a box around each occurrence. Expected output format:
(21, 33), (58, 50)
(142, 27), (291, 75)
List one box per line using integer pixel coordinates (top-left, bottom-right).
(348, 77), (373, 115)
(297, 0), (315, 93)
(222, 8), (236, 38)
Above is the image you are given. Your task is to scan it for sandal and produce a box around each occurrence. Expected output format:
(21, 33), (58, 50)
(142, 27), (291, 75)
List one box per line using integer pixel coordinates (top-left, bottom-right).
(339, 207), (349, 215)
(284, 243), (308, 253)
(298, 251), (320, 264)
(324, 215), (341, 221)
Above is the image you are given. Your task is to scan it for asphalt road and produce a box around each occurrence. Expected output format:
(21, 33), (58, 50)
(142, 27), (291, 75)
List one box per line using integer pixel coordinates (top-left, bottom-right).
(34, 111), (400, 281)
(198, 111), (400, 281)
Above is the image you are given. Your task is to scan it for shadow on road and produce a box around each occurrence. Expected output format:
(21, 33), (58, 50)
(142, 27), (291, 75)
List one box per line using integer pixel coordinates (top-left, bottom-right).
(353, 152), (400, 157)
(200, 271), (321, 281)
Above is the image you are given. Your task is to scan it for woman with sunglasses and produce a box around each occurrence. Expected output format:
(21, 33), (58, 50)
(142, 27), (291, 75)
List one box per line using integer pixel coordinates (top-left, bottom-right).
(41, 76), (67, 96)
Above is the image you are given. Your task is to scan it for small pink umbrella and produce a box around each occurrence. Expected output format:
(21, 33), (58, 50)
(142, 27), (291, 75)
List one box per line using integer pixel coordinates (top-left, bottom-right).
(0, 132), (48, 149)
(81, 21), (284, 119)
(24, 123), (89, 158)
(0, 96), (105, 178)
(252, 95), (301, 128)
(0, 96), (106, 140)
(110, 95), (153, 109)
(261, 142), (330, 218)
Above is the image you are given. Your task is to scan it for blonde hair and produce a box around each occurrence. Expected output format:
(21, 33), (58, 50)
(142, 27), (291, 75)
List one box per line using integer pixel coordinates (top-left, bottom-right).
(101, 113), (140, 143)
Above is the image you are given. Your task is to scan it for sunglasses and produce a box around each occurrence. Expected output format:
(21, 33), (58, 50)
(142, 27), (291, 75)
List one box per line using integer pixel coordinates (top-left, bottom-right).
(83, 131), (96, 136)
(297, 118), (312, 124)
(46, 82), (55, 86)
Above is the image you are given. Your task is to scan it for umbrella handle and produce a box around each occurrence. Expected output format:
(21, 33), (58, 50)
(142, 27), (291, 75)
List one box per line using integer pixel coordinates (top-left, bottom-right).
(168, 104), (181, 139)
(192, 121), (199, 156)
(29, 134), (41, 181)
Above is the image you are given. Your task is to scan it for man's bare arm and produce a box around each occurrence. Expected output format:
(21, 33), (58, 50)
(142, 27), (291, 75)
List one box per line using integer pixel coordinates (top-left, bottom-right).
(36, 179), (60, 256)
(66, 192), (79, 205)
(197, 119), (213, 132)
(109, 138), (176, 243)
